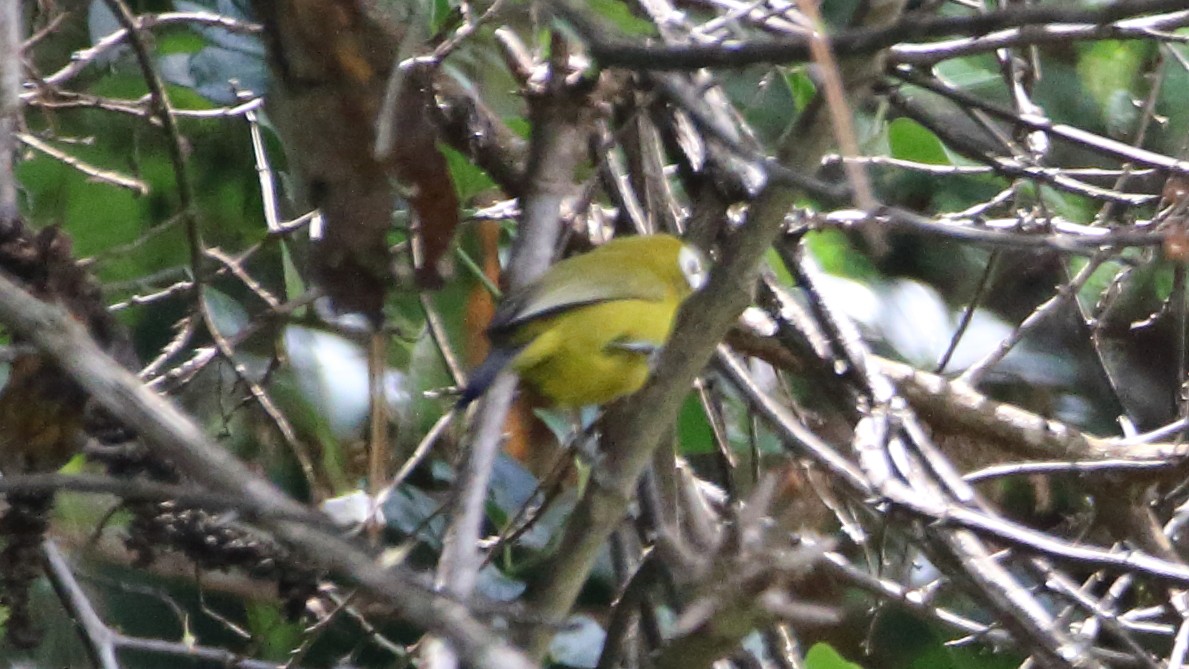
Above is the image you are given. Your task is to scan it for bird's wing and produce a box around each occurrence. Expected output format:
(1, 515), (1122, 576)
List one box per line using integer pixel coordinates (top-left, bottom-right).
(456, 343), (524, 407)
(489, 253), (669, 334)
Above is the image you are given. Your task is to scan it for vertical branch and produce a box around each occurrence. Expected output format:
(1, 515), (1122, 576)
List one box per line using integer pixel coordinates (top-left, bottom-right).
(521, 0), (911, 659)
(367, 331), (390, 529)
(0, 0), (20, 224)
(428, 31), (598, 669)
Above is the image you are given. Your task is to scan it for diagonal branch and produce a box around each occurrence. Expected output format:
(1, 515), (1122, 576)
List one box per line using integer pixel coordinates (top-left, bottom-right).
(0, 268), (536, 669)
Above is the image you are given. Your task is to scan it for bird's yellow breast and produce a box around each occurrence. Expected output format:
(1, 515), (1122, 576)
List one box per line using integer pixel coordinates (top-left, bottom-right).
(457, 234), (706, 408)
(509, 298), (679, 407)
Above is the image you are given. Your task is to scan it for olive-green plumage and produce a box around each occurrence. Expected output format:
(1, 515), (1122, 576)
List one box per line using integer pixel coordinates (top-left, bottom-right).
(461, 234), (708, 407)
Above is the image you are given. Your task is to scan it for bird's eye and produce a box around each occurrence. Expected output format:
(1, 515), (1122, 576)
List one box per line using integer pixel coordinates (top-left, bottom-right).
(678, 245), (708, 291)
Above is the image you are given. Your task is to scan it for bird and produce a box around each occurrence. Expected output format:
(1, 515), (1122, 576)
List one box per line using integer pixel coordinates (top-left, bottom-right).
(459, 234), (708, 408)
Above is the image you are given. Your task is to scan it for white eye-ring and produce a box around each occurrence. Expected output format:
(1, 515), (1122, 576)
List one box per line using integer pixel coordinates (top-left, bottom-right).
(679, 245), (709, 291)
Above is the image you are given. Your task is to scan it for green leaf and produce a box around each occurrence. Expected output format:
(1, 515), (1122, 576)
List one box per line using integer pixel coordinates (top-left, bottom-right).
(888, 117), (949, 166)
(1037, 185), (1095, 225)
(382, 484), (449, 548)
(431, 0), (456, 32)
(806, 642), (865, 669)
(1077, 40), (1149, 129)
(203, 288), (251, 340)
(585, 0), (657, 37)
(784, 68), (817, 111)
(935, 55), (1000, 90)
(279, 240), (306, 312)
(245, 601), (303, 661)
(677, 392), (715, 455)
(1103, 88), (1140, 138)
(803, 229), (878, 281)
(444, 144), (496, 202)
(729, 70), (797, 143)
(156, 29), (208, 55)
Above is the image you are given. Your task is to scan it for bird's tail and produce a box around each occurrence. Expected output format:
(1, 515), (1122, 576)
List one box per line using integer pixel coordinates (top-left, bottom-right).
(457, 345), (523, 408)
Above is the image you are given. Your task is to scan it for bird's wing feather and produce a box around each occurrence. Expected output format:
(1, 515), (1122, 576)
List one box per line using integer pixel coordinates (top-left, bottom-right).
(489, 253), (669, 334)
(456, 343), (524, 407)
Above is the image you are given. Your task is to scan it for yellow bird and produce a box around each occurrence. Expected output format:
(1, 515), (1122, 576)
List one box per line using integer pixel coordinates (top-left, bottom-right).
(460, 234), (709, 407)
